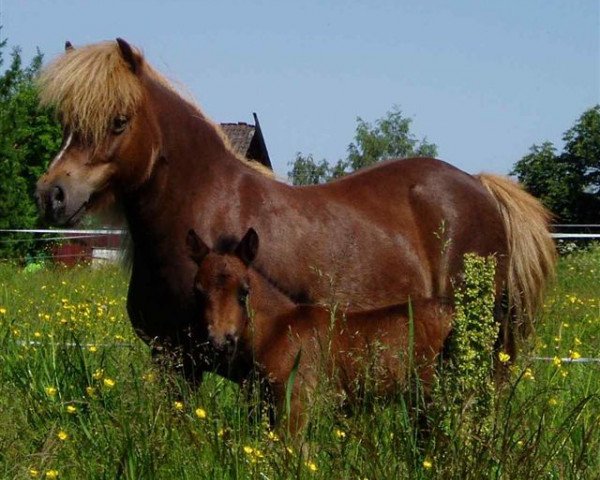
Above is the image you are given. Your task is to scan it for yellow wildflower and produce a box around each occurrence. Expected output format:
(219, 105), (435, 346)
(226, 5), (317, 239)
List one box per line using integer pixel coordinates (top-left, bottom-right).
(553, 356), (562, 367)
(195, 407), (207, 419)
(45, 386), (57, 397)
(522, 368), (535, 381)
(335, 428), (347, 439)
(103, 378), (115, 389)
(29, 469), (39, 477)
(423, 458), (433, 469)
(173, 401), (184, 412)
(88, 345), (97, 353)
(57, 430), (68, 441)
(548, 398), (559, 406)
(0, 307), (6, 315)
(243, 445), (253, 455)
(45, 471), (58, 479)
(498, 352), (510, 363)
(267, 430), (279, 442)
(34, 331), (41, 338)
(569, 351), (581, 360)
(66, 405), (77, 414)
(92, 369), (104, 380)
(305, 461), (318, 472)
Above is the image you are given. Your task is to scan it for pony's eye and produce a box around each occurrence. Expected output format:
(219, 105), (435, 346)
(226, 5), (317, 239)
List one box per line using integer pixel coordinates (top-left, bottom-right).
(111, 115), (128, 134)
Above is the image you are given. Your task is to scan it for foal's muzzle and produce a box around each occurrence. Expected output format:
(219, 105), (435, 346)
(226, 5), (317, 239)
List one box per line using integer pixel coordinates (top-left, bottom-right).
(208, 331), (239, 357)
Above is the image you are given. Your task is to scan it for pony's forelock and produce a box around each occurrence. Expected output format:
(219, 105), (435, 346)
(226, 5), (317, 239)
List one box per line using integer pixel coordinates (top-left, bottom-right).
(38, 41), (144, 144)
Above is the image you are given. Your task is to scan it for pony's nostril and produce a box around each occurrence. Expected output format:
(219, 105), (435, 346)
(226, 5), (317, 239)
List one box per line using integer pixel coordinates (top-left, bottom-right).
(51, 185), (65, 206)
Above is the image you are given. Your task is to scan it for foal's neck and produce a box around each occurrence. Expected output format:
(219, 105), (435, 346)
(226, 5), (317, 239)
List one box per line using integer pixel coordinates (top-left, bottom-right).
(245, 268), (298, 351)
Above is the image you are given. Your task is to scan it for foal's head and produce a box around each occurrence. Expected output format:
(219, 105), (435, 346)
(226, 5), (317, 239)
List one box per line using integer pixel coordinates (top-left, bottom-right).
(35, 39), (168, 226)
(187, 228), (259, 353)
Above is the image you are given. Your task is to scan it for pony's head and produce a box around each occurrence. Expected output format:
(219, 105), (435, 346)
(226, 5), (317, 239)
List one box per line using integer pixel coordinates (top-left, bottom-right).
(187, 228), (259, 354)
(36, 39), (164, 225)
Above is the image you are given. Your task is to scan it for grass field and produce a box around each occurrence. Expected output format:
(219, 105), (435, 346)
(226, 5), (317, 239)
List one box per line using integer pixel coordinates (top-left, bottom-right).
(0, 246), (598, 479)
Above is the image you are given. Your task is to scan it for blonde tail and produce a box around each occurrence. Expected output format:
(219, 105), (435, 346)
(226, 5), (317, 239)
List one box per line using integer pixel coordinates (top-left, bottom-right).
(476, 174), (556, 343)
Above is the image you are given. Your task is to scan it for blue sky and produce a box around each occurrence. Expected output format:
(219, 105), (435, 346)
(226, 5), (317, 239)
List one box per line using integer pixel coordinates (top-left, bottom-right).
(1, 0), (598, 177)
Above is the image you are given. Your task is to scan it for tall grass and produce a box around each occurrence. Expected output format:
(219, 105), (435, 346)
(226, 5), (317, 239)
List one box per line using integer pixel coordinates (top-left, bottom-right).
(0, 246), (598, 479)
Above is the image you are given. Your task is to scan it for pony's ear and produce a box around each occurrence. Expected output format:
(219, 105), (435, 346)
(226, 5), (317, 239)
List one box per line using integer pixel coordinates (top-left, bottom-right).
(187, 229), (210, 265)
(235, 228), (259, 266)
(116, 38), (140, 74)
(64, 41), (74, 52)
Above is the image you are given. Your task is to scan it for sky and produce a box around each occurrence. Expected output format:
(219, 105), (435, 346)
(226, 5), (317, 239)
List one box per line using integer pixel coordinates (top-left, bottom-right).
(1, 0), (598, 178)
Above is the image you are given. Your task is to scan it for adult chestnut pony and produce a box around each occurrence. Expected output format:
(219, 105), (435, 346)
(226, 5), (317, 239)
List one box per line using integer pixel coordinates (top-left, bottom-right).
(36, 39), (555, 382)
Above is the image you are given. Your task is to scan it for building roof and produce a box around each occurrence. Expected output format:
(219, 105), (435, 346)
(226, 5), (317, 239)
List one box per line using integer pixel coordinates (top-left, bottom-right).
(219, 113), (272, 170)
(220, 122), (255, 157)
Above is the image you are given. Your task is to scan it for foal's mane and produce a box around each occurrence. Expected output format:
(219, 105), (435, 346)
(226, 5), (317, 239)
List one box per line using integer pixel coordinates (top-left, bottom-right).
(37, 40), (274, 177)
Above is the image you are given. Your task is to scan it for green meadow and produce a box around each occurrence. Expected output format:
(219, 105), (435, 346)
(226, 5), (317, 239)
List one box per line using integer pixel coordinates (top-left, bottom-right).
(0, 246), (598, 479)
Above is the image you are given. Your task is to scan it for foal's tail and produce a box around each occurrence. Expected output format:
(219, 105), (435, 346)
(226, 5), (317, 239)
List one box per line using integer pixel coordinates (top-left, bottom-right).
(476, 174), (556, 346)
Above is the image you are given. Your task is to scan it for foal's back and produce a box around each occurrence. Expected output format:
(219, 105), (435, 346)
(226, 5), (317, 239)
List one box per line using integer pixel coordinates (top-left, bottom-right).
(262, 299), (454, 399)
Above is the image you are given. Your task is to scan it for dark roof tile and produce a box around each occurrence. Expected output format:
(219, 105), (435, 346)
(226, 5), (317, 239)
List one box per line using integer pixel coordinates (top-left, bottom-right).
(220, 123), (255, 156)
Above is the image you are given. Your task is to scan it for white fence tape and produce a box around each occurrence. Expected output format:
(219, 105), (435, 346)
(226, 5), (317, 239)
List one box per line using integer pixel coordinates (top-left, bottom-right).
(2, 228), (600, 240)
(10, 340), (600, 363)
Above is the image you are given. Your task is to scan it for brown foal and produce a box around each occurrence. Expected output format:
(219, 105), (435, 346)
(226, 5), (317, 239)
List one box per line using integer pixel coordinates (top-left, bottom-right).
(187, 228), (453, 434)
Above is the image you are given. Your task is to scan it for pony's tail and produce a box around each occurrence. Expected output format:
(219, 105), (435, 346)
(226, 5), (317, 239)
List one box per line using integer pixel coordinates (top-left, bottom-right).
(476, 174), (556, 346)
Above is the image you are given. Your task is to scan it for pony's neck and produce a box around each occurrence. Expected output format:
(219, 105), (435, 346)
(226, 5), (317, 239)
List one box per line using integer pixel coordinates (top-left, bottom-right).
(122, 78), (240, 260)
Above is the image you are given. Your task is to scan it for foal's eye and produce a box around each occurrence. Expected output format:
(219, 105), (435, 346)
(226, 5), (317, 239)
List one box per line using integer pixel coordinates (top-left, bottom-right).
(237, 285), (250, 306)
(193, 284), (207, 302)
(111, 115), (129, 134)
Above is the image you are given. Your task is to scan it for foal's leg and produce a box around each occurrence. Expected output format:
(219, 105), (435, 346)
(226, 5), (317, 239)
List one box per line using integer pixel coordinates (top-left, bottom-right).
(242, 372), (277, 428)
(271, 382), (309, 438)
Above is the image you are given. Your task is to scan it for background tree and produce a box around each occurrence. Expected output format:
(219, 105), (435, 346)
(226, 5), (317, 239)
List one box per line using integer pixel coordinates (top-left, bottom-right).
(287, 153), (330, 186)
(512, 105), (600, 223)
(288, 106), (437, 185)
(0, 34), (61, 259)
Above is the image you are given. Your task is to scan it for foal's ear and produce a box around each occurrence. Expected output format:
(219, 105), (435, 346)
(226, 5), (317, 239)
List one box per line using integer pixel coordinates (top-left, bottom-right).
(64, 41), (74, 52)
(186, 229), (210, 265)
(116, 38), (140, 74)
(235, 228), (259, 265)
